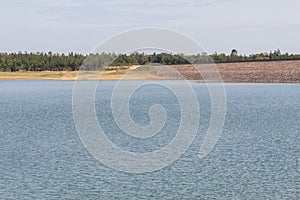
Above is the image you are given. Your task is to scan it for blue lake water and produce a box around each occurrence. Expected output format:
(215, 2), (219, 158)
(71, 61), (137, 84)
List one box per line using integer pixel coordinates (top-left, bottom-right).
(0, 81), (299, 199)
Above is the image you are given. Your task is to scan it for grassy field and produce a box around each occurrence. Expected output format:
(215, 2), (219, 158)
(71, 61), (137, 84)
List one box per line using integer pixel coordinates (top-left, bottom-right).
(0, 61), (299, 83)
(0, 65), (163, 80)
(0, 71), (78, 80)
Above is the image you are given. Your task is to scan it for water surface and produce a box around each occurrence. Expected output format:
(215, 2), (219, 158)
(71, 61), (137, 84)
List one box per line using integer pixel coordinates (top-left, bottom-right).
(0, 81), (299, 199)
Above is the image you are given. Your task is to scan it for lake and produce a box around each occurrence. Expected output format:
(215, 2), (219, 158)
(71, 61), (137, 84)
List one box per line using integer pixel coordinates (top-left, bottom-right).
(0, 81), (299, 199)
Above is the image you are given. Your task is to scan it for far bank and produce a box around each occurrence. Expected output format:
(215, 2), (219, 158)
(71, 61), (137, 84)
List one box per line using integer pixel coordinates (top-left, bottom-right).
(0, 60), (299, 83)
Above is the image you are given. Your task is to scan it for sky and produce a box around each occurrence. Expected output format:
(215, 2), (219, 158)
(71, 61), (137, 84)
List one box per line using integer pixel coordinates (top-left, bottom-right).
(0, 0), (299, 55)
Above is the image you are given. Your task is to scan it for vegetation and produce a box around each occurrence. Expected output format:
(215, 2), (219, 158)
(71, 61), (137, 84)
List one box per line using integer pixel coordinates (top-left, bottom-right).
(1, 49), (300, 72)
(0, 52), (85, 72)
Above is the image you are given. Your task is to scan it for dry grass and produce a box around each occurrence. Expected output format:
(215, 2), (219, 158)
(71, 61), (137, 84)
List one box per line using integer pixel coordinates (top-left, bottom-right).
(0, 65), (162, 80)
(0, 71), (78, 80)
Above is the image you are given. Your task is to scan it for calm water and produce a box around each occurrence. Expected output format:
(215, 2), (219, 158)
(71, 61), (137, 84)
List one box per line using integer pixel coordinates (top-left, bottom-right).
(0, 81), (299, 199)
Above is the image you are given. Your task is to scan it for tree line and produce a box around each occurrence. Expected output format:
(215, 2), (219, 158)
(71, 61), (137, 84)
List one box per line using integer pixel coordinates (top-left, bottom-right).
(1, 49), (300, 72)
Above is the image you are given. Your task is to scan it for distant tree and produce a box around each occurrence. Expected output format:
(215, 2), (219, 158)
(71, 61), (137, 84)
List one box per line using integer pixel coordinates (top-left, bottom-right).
(230, 49), (238, 57)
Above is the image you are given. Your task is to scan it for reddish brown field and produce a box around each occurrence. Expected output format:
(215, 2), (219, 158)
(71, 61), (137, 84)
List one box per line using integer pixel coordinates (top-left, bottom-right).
(154, 60), (300, 83)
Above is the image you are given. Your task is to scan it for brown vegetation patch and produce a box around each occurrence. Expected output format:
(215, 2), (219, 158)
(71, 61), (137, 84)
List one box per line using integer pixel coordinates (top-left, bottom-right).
(154, 60), (300, 83)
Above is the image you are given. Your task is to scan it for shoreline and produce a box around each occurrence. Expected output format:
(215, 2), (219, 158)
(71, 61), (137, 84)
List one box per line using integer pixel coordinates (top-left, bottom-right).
(0, 80), (299, 85)
(0, 60), (299, 83)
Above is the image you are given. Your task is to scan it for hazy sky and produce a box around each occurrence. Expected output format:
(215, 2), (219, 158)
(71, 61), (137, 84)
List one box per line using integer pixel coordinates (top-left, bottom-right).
(0, 0), (299, 54)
